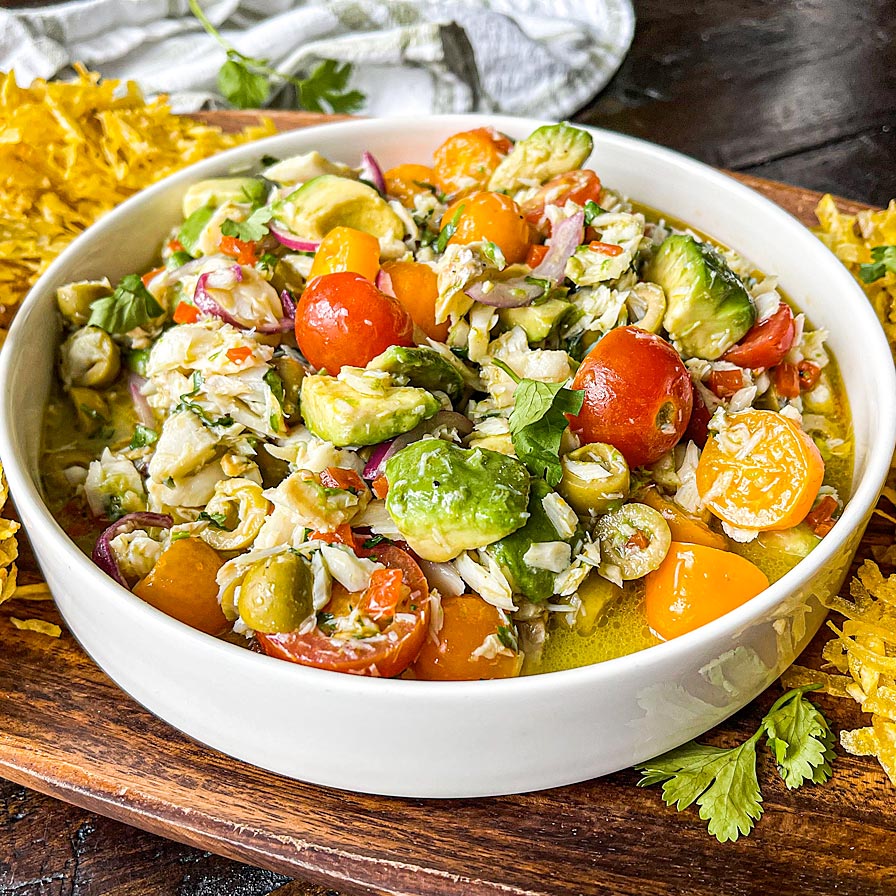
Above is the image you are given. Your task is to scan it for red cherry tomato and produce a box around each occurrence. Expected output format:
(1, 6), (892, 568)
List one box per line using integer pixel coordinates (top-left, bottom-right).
(721, 302), (795, 368)
(707, 368), (746, 398)
(521, 170), (602, 235)
(568, 326), (693, 468)
(256, 545), (430, 677)
(295, 272), (414, 375)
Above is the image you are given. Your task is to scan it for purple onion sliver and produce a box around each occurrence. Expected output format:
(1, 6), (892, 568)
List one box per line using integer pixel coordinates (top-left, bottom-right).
(360, 151), (387, 194)
(92, 512), (174, 587)
(464, 278), (542, 308)
(532, 209), (584, 282)
(231, 263), (243, 283)
(268, 220), (320, 253)
(128, 373), (155, 429)
(193, 273), (244, 328)
(362, 439), (397, 481)
(280, 289), (297, 319)
(375, 268), (395, 297)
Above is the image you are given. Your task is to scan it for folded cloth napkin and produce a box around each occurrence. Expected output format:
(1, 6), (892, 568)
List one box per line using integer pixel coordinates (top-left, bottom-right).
(0, 0), (634, 118)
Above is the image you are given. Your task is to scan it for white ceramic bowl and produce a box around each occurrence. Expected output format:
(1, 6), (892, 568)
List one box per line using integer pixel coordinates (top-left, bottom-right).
(2, 116), (894, 798)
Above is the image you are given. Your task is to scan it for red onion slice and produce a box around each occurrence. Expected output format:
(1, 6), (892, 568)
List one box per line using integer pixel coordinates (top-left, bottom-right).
(92, 512), (173, 587)
(280, 289), (296, 320)
(268, 220), (320, 253)
(464, 278), (543, 308)
(360, 151), (387, 194)
(362, 412), (474, 481)
(194, 272), (294, 334)
(128, 373), (156, 429)
(532, 209), (584, 282)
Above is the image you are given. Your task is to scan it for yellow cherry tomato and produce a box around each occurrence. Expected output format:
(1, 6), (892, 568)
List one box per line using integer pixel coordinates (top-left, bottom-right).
(441, 192), (531, 265)
(384, 163), (436, 206)
(308, 226), (381, 282)
(380, 259), (448, 342)
(432, 127), (512, 196)
(645, 542), (769, 641)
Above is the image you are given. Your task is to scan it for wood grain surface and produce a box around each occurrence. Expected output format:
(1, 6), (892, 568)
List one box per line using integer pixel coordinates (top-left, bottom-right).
(1, 111), (895, 895)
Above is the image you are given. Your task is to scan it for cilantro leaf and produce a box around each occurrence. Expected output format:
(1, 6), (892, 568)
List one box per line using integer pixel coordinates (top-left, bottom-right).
(221, 206), (273, 242)
(502, 371), (584, 487)
(583, 199), (609, 225)
(436, 203), (465, 254)
(482, 241), (507, 270)
(218, 56), (270, 109)
(859, 245), (896, 283)
(762, 685), (835, 789)
(298, 60), (365, 114)
(129, 424), (158, 450)
(198, 510), (229, 529)
(87, 274), (163, 335)
(637, 737), (763, 843)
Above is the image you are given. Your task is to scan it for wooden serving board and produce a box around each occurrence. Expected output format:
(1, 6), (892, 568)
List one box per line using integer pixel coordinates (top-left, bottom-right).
(1, 112), (894, 896)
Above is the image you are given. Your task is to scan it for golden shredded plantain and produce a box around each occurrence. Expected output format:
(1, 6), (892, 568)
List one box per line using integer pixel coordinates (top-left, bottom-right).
(9, 617), (62, 638)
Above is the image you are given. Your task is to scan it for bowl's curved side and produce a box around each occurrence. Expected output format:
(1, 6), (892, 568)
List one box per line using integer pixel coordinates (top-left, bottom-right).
(1, 116), (893, 797)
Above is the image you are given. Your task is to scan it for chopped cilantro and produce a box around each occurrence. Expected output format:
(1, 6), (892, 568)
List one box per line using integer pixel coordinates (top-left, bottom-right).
(129, 424), (158, 450)
(87, 273), (163, 335)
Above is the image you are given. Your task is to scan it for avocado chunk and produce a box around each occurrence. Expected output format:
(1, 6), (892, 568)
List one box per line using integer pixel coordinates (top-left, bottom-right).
(499, 299), (572, 343)
(488, 123), (594, 193)
(487, 479), (580, 602)
(300, 369), (440, 447)
(178, 205), (216, 257)
(385, 440), (530, 562)
(729, 523), (821, 583)
(181, 177), (267, 218)
(646, 234), (755, 360)
(273, 175), (404, 243)
(263, 151), (356, 186)
(367, 345), (464, 401)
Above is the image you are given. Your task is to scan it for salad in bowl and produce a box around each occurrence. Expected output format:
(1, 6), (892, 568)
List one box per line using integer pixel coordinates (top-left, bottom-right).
(42, 122), (851, 682)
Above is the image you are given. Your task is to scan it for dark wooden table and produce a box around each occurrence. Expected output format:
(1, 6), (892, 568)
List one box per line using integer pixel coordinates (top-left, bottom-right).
(3, 1), (896, 893)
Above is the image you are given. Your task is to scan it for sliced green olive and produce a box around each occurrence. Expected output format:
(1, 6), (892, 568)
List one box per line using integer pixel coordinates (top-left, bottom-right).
(270, 257), (307, 295)
(237, 552), (314, 633)
(125, 347), (151, 376)
(559, 442), (630, 516)
(273, 353), (305, 424)
(199, 478), (269, 551)
(595, 503), (671, 581)
(626, 282), (666, 334)
(56, 280), (112, 326)
(69, 386), (109, 435)
(60, 326), (121, 388)
(256, 446), (291, 488)
(576, 572), (624, 635)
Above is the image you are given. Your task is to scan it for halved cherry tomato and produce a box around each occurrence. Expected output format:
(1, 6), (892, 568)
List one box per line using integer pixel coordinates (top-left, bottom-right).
(441, 192), (531, 265)
(309, 523), (356, 546)
(645, 542), (769, 640)
(226, 346), (253, 365)
(380, 260), (448, 342)
(520, 169), (602, 235)
(696, 409), (824, 531)
(773, 362), (801, 399)
(432, 127), (512, 196)
(359, 568), (405, 622)
(722, 302), (795, 368)
(383, 163), (437, 206)
(707, 368), (746, 398)
(804, 495), (838, 536)
(308, 226), (380, 282)
(637, 487), (728, 550)
(525, 244), (549, 268)
(295, 272), (414, 375)
(133, 537), (229, 635)
(797, 360), (822, 391)
(412, 593), (521, 681)
(568, 326), (693, 468)
(173, 301), (200, 324)
(141, 266), (166, 287)
(220, 235), (258, 266)
(257, 545), (430, 677)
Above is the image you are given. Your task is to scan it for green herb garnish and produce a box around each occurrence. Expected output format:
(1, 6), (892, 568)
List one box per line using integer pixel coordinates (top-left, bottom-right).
(636, 685), (835, 843)
(221, 206), (274, 242)
(87, 274), (163, 335)
(436, 203), (465, 254)
(583, 199), (609, 225)
(129, 425), (158, 450)
(482, 241), (507, 270)
(198, 510), (229, 529)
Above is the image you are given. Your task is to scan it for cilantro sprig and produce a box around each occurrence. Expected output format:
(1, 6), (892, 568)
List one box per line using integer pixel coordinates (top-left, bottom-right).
(493, 360), (584, 487)
(189, 0), (364, 113)
(87, 274), (163, 335)
(221, 206), (274, 242)
(636, 685), (836, 842)
(859, 245), (896, 283)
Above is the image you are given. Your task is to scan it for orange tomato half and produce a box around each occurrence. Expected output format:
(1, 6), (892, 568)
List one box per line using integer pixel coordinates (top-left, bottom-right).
(441, 192), (531, 265)
(695, 409), (824, 531)
(380, 259), (448, 342)
(412, 593), (521, 681)
(645, 542), (769, 640)
(432, 127), (512, 196)
(308, 226), (380, 282)
(133, 537), (228, 635)
(383, 163), (437, 206)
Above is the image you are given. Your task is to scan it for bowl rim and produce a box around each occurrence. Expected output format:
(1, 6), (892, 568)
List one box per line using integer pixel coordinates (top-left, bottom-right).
(2, 113), (894, 699)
